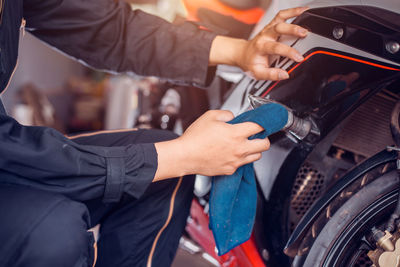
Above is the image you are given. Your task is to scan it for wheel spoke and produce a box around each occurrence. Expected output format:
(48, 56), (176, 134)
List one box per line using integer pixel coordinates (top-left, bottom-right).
(360, 235), (375, 250)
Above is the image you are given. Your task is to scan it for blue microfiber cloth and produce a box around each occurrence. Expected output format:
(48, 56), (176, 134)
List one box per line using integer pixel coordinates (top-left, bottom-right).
(209, 103), (289, 255)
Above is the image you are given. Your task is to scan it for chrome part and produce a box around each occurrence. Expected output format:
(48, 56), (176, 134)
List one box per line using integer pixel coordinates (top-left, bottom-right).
(201, 253), (221, 267)
(386, 41), (400, 54)
(387, 146), (400, 152)
(262, 249), (270, 261)
(248, 94), (285, 110)
(179, 237), (201, 254)
(178, 237), (221, 267)
(248, 95), (317, 141)
(333, 26), (344, 40)
(194, 175), (212, 198)
(286, 117), (312, 141)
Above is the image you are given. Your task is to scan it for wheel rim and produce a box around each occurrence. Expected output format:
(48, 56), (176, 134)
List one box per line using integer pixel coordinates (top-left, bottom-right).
(323, 190), (398, 266)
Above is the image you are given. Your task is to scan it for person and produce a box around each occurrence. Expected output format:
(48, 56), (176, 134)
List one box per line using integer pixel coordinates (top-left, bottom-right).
(0, 0), (309, 266)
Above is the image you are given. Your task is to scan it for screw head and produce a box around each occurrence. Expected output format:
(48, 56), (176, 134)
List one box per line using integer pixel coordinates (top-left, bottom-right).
(333, 27), (344, 40)
(262, 249), (270, 261)
(386, 41), (400, 54)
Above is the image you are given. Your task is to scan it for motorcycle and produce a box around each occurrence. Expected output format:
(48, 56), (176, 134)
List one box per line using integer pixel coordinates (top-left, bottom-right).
(183, 0), (400, 266)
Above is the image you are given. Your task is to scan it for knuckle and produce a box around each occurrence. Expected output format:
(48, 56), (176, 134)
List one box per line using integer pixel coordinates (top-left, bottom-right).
(252, 70), (265, 81)
(272, 42), (281, 53)
(273, 23), (280, 32)
(225, 166), (236, 175)
(225, 110), (234, 119)
(275, 22), (285, 32)
(234, 148), (246, 158)
(255, 38), (265, 50)
(265, 139), (271, 150)
(205, 110), (215, 116)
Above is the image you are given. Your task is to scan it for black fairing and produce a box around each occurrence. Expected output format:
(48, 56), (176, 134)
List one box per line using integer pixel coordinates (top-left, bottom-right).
(295, 6), (400, 64)
(259, 48), (400, 139)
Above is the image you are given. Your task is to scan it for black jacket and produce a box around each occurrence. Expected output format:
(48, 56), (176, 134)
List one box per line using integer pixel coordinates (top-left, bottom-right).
(0, 0), (216, 203)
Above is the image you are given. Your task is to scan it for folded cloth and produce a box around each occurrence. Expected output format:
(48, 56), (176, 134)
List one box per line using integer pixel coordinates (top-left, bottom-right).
(209, 103), (289, 255)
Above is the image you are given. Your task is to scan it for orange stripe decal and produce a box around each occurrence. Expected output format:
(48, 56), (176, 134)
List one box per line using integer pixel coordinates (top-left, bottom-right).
(66, 128), (138, 139)
(146, 177), (183, 267)
(182, 0), (264, 25)
(261, 50), (400, 97)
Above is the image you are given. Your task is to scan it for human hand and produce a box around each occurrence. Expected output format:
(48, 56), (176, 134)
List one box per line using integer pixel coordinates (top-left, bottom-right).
(154, 110), (270, 181)
(209, 7), (309, 80)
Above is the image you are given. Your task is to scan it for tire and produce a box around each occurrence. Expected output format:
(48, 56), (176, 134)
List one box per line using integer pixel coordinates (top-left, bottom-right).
(293, 163), (399, 267)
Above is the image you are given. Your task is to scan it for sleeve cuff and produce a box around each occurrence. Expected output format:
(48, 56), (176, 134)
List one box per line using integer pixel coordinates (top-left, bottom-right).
(160, 21), (218, 88)
(188, 29), (218, 88)
(103, 157), (126, 203)
(124, 143), (158, 199)
(101, 143), (157, 203)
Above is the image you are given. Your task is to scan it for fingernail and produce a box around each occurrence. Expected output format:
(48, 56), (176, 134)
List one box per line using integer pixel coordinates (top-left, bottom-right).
(299, 28), (309, 36)
(294, 54), (304, 62)
(279, 72), (289, 80)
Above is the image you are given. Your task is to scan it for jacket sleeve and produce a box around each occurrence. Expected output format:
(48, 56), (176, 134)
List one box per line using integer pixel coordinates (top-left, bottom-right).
(22, 0), (217, 87)
(0, 113), (157, 203)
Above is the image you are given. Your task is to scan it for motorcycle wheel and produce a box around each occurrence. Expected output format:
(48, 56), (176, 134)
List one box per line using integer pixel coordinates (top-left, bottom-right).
(293, 164), (399, 267)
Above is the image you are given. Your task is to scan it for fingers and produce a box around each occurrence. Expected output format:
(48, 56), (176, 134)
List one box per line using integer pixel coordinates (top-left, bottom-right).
(273, 23), (308, 38)
(206, 110), (235, 122)
(233, 121), (264, 136)
(243, 153), (262, 165)
(252, 65), (289, 81)
(246, 138), (270, 153)
(260, 41), (304, 62)
(271, 7), (309, 24)
(241, 139), (270, 165)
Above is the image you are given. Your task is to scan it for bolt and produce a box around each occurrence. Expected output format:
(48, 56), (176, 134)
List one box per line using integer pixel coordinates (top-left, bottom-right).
(386, 41), (400, 54)
(333, 27), (344, 40)
(262, 249), (270, 261)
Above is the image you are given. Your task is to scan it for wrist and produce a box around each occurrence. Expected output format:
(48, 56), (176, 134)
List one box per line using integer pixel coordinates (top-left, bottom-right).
(209, 36), (248, 67)
(154, 138), (192, 181)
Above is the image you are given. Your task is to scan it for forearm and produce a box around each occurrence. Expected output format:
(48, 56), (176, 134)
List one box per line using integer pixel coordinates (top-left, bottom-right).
(154, 139), (191, 181)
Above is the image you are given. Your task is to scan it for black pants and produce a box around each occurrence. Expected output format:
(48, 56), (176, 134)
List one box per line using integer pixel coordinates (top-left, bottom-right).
(0, 129), (194, 267)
